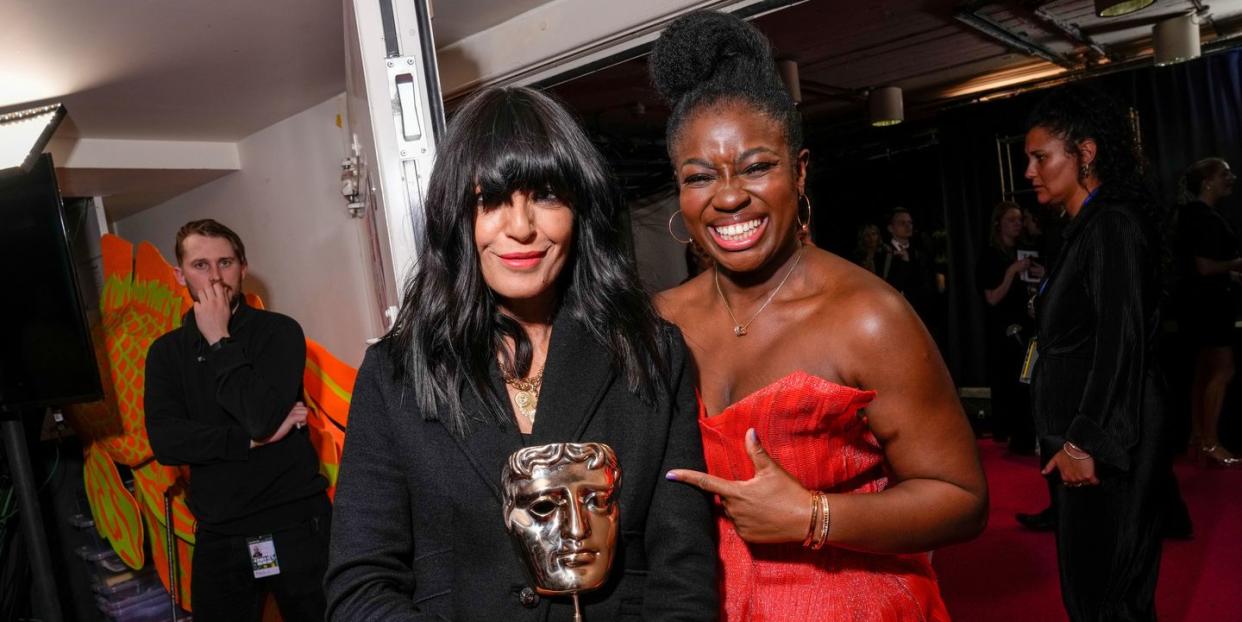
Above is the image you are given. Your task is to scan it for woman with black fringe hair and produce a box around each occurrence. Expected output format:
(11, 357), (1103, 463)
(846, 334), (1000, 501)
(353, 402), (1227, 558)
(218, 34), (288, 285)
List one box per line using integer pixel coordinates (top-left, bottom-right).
(323, 86), (717, 620)
(1024, 84), (1173, 621)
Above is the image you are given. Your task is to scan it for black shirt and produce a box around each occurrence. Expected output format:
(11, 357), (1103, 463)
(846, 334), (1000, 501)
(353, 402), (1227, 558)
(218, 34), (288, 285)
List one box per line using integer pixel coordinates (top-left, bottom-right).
(881, 240), (935, 306)
(976, 245), (1034, 340)
(145, 300), (327, 535)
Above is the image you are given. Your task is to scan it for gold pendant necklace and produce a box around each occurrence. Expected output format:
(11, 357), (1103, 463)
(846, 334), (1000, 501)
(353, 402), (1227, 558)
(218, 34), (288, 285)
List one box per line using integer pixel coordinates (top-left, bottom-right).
(714, 246), (805, 337)
(503, 367), (544, 423)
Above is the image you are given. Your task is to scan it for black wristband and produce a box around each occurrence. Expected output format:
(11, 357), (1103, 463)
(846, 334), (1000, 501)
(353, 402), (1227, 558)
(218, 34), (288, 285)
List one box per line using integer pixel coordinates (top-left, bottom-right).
(209, 337), (231, 352)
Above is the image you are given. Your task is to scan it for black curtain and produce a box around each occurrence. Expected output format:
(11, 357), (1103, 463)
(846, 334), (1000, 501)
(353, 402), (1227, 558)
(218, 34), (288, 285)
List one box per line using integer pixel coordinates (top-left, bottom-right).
(1129, 49), (1242, 207)
(937, 95), (1034, 387)
(804, 129), (953, 369)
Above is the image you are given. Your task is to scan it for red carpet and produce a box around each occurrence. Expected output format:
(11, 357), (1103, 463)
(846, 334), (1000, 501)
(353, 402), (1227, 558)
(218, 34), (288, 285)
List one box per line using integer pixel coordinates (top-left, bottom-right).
(934, 441), (1242, 621)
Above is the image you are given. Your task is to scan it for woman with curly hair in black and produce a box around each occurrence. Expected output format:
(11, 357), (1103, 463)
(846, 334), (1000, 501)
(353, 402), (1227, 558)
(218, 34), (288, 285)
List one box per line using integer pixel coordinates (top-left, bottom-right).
(1024, 84), (1173, 621)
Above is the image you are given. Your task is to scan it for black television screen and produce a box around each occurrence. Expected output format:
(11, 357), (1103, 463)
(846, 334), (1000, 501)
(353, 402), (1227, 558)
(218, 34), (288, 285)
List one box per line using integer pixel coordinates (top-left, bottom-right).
(0, 154), (102, 409)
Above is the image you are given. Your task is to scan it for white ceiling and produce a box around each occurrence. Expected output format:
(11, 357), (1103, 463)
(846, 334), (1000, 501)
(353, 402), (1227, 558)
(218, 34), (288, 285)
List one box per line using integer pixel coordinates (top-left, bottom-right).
(3, 0), (1239, 214)
(0, 0), (559, 215)
(431, 0), (554, 45)
(557, 0), (1242, 130)
(6, 0), (1241, 142)
(2, 0), (347, 141)
(0, 0), (555, 141)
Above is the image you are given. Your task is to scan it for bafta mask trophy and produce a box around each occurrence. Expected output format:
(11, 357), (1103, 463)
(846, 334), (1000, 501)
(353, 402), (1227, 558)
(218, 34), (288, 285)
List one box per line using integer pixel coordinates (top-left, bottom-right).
(502, 442), (620, 621)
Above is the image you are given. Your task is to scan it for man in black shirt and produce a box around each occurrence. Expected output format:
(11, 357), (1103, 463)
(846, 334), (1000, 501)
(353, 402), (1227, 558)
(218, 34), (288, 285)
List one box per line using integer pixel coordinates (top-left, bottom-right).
(881, 207), (937, 311)
(145, 219), (329, 621)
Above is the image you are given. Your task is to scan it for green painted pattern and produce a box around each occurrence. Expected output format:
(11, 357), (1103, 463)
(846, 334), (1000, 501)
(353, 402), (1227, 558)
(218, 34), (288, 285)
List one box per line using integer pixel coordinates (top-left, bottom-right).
(320, 461), (340, 487)
(305, 357), (352, 406)
(131, 278), (185, 327)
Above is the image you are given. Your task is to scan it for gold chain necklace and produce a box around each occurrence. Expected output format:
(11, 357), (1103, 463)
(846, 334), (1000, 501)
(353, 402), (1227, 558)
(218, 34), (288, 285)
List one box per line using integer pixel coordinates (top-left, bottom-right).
(714, 246), (805, 337)
(502, 367), (544, 422)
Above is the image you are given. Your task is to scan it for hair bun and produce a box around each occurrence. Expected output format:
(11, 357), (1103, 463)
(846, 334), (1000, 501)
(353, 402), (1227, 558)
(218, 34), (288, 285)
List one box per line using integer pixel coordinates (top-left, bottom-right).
(650, 11), (774, 105)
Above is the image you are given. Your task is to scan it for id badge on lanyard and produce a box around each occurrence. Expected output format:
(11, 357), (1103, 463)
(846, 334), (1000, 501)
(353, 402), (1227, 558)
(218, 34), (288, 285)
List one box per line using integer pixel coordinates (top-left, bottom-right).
(248, 535), (281, 578)
(1019, 337), (1038, 384)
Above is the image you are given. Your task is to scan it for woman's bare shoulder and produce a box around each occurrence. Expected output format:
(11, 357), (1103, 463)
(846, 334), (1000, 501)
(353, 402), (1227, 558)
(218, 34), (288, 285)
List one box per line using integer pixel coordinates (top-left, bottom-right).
(802, 249), (947, 391)
(803, 249), (923, 348)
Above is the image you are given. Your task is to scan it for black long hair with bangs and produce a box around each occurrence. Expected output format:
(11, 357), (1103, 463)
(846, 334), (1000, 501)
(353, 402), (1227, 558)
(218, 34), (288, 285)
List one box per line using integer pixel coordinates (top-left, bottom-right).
(384, 86), (671, 437)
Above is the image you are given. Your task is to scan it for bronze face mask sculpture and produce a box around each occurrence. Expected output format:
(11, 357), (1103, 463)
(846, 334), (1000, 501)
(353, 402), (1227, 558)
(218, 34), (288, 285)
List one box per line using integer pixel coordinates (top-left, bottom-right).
(502, 442), (620, 618)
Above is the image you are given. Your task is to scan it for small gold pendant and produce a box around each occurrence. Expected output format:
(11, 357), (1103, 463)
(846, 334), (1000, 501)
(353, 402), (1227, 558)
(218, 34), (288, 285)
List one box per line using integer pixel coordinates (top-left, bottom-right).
(514, 390), (537, 422)
(734, 325), (747, 337)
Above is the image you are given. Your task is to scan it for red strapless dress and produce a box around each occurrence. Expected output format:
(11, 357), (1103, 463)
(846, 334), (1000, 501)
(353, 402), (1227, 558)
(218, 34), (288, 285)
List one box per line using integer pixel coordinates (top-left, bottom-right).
(699, 371), (950, 621)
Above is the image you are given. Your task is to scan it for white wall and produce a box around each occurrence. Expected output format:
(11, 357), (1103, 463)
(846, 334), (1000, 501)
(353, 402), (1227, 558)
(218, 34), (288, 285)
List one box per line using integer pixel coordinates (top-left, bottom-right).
(116, 93), (379, 367)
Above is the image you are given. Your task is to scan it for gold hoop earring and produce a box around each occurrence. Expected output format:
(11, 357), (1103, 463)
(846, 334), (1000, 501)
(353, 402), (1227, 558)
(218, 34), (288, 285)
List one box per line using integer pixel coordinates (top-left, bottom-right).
(667, 211), (692, 245)
(797, 194), (812, 232)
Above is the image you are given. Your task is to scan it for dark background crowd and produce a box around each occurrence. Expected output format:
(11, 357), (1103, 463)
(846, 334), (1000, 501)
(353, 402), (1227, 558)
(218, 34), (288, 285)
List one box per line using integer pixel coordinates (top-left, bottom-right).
(553, 46), (1242, 458)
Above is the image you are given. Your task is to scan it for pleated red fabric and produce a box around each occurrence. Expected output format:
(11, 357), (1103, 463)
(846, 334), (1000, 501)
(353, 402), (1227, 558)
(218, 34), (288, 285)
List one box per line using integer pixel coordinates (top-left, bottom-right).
(699, 371), (950, 622)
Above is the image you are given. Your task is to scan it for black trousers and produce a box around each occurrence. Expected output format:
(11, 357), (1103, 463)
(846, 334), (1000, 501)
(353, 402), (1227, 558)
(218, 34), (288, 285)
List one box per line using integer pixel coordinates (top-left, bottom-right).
(191, 513), (331, 622)
(1043, 440), (1165, 622)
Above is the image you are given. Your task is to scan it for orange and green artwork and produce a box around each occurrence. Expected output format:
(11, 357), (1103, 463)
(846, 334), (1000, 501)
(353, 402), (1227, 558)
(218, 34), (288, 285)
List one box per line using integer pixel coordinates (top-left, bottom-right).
(303, 338), (352, 499)
(62, 233), (357, 612)
(63, 234), (189, 579)
(82, 442), (144, 568)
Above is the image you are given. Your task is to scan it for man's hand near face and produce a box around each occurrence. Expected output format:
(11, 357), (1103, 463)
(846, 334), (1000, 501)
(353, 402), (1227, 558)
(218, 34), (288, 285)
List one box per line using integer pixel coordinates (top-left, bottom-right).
(195, 281), (233, 345)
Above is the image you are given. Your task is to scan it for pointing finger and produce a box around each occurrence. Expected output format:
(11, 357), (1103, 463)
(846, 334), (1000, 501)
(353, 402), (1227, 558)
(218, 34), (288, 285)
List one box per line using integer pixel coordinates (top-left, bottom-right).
(666, 469), (734, 497)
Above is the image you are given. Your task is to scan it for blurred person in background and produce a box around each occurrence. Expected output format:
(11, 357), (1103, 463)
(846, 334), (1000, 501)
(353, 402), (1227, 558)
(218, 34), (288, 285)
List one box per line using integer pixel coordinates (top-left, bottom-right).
(1175, 157), (1240, 467)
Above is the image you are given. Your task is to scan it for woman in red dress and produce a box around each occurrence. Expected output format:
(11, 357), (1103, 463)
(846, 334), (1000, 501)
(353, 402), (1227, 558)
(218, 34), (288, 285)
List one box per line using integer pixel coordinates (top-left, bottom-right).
(651, 12), (988, 620)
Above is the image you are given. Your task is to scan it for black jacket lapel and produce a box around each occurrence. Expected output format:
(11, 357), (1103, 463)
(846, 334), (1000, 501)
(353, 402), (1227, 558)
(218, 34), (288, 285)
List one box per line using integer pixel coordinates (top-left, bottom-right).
(445, 366), (522, 503)
(440, 315), (617, 499)
(529, 314), (616, 446)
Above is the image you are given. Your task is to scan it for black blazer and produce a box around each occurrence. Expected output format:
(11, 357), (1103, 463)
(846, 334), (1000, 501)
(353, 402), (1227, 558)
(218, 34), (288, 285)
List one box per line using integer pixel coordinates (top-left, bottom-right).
(1033, 195), (1165, 472)
(325, 315), (718, 621)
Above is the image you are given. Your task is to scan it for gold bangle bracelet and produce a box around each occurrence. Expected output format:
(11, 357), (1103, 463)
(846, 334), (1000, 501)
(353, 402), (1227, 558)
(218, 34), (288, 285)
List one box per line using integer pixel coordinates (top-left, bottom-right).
(802, 491), (820, 547)
(811, 493), (831, 550)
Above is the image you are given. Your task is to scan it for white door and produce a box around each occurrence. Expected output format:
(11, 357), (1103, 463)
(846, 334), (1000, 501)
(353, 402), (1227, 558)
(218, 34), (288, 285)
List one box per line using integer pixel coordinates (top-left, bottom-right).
(342, 0), (443, 335)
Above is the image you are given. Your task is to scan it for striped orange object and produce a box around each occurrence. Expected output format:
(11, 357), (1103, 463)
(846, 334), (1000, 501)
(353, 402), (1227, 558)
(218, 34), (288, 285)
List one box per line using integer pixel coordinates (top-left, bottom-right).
(304, 339), (356, 499)
(83, 442), (145, 569)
